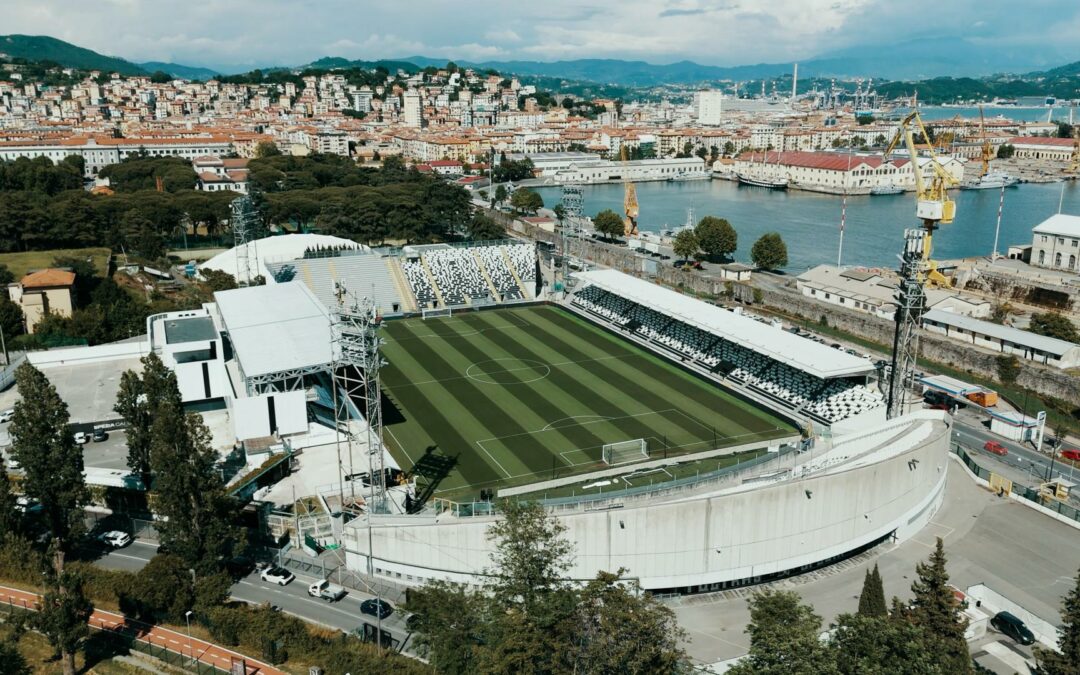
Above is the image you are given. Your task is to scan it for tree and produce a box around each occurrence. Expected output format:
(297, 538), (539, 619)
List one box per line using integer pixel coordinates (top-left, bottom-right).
(1029, 312), (1080, 344)
(857, 564), (887, 617)
(1035, 566), (1080, 675)
(672, 229), (700, 262)
(829, 613), (945, 675)
(406, 581), (488, 673)
(751, 232), (789, 270)
(466, 213), (505, 241)
(494, 184), (508, 204)
(906, 538), (971, 674)
(9, 363), (88, 566)
(727, 589), (836, 675)
(0, 263), (14, 284)
(509, 187), (543, 214)
(36, 570), (92, 675)
(0, 293), (24, 341)
(254, 141), (282, 158)
(996, 144), (1015, 159)
(567, 570), (689, 674)
(995, 354), (1021, 385)
(113, 353), (176, 490)
(0, 638), (29, 675)
(149, 373), (241, 575)
(0, 460), (20, 537)
(695, 216), (737, 260)
(593, 209), (624, 240)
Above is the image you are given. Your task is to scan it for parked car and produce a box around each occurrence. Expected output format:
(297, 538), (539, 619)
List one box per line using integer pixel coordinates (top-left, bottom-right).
(92, 429), (109, 442)
(360, 598), (394, 619)
(983, 440), (1008, 456)
(1061, 449), (1080, 461)
(0, 408), (13, 424)
(73, 431), (88, 445)
(308, 579), (347, 602)
(991, 611), (1035, 645)
(98, 531), (132, 548)
(260, 566), (295, 586)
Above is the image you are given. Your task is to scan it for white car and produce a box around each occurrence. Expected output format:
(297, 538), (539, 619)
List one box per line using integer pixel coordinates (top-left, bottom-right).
(99, 531), (132, 548)
(260, 566), (295, 586)
(0, 409), (13, 424)
(73, 431), (88, 445)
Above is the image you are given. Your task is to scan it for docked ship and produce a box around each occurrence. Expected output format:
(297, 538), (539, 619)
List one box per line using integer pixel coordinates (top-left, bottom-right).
(870, 183), (904, 195)
(961, 170), (1019, 190)
(736, 173), (789, 189)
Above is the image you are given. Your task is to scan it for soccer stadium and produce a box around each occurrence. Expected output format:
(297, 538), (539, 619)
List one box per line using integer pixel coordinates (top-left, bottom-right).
(23, 232), (946, 596)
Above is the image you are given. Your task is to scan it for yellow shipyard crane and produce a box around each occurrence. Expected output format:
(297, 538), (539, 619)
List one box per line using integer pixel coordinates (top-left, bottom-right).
(621, 145), (639, 236)
(884, 110), (959, 288)
(979, 105), (993, 178)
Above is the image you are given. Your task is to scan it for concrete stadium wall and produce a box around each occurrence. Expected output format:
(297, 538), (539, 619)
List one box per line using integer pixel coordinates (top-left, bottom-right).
(343, 415), (950, 592)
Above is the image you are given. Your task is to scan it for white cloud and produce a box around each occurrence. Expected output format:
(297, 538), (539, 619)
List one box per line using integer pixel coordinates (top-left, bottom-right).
(0, 0), (1077, 71)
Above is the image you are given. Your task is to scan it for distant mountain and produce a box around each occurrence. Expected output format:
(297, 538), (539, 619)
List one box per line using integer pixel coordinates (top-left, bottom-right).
(138, 61), (220, 81)
(0, 34), (146, 75)
(306, 56), (423, 74)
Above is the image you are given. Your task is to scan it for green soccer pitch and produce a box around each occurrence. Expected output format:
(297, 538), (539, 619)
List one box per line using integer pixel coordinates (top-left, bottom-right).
(378, 304), (795, 501)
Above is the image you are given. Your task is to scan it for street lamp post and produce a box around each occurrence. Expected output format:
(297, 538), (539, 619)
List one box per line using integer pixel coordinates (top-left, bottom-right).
(184, 610), (194, 665)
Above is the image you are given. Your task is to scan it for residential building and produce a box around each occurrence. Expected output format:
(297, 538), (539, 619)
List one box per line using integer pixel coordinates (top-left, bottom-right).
(6, 268), (76, 334)
(1030, 214), (1080, 273)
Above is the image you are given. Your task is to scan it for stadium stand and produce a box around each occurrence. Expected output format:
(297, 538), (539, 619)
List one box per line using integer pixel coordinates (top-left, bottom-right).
(571, 284), (883, 424)
(424, 248), (491, 305)
(265, 252), (409, 315)
(402, 258), (438, 307)
(476, 245), (524, 300)
(506, 243), (537, 284)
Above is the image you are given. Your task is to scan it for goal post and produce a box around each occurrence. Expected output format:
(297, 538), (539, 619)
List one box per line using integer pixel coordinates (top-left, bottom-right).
(422, 306), (452, 320)
(602, 438), (649, 466)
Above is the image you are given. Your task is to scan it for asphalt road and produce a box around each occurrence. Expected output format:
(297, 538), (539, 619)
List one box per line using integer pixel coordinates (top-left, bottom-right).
(91, 538), (415, 652)
(952, 420), (1080, 488)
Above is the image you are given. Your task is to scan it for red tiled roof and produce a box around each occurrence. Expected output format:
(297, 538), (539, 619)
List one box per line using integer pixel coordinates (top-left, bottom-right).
(21, 269), (76, 288)
(1008, 136), (1074, 147)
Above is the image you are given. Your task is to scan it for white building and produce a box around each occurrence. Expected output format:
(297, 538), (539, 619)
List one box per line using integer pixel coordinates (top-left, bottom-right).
(696, 90), (725, 126)
(796, 265), (990, 320)
(552, 156), (707, 184)
(1030, 213), (1080, 273)
(0, 136), (234, 177)
(731, 151), (965, 192)
(402, 90), (423, 129)
(921, 308), (1080, 369)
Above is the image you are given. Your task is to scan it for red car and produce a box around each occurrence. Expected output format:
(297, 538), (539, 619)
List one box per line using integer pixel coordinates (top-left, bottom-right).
(1061, 449), (1080, 461)
(983, 441), (1008, 456)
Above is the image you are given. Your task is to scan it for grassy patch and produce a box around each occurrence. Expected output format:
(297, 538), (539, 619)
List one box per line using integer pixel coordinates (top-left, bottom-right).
(0, 248), (112, 279)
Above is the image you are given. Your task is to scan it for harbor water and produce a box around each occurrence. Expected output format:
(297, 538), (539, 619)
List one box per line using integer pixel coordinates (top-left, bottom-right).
(535, 180), (1080, 272)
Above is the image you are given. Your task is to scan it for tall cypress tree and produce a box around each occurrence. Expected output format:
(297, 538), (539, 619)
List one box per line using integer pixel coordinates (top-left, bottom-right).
(1035, 566), (1080, 675)
(9, 363), (90, 675)
(113, 352), (176, 490)
(858, 564), (888, 617)
(149, 378), (240, 576)
(907, 538), (971, 674)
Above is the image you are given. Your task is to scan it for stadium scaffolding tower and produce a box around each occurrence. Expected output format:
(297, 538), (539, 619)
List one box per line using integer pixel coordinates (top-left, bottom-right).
(331, 283), (390, 522)
(887, 229), (929, 419)
(230, 194), (266, 287)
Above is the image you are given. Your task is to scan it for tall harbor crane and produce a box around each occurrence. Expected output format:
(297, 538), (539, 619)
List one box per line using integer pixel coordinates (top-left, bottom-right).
(882, 110), (960, 418)
(978, 106), (994, 178)
(621, 146), (639, 236)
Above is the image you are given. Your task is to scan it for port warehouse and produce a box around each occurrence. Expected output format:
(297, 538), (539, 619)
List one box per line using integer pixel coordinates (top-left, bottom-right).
(5, 236), (946, 594)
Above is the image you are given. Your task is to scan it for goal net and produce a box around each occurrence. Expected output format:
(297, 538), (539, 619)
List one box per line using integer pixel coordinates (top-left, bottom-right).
(422, 307), (452, 320)
(602, 438), (649, 466)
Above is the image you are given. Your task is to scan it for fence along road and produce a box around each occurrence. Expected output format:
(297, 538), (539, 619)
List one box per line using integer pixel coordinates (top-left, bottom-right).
(0, 585), (283, 675)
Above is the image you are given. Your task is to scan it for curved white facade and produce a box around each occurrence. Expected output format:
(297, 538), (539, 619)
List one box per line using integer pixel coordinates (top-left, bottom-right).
(343, 412), (950, 592)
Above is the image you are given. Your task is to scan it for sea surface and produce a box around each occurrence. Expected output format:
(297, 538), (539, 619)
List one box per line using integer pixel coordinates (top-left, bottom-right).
(535, 180), (1080, 272)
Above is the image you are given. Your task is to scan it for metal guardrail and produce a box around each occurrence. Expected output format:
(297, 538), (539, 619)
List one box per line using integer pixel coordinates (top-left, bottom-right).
(953, 443), (1080, 524)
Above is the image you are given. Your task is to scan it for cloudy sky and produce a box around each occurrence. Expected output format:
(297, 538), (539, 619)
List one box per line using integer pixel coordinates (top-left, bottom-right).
(5, 0), (1079, 70)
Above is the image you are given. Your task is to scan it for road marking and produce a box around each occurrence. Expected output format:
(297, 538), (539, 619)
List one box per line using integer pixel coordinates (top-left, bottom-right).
(106, 552), (152, 562)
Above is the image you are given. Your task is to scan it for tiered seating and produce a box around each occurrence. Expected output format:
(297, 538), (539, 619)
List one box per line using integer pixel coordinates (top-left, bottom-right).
(476, 246), (522, 300)
(402, 259), (437, 306)
(506, 243), (536, 283)
(570, 283), (884, 424)
(424, 248), (490, 305)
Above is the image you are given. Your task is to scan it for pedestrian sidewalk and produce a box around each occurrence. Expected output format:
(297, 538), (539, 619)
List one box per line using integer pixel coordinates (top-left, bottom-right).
(0, 585), (284, 675)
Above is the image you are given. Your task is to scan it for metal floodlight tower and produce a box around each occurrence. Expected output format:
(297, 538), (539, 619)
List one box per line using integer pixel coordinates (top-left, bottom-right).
(557, 184), (585, 287)
(886, 229), (929, 419)
(230, 194), (262, 286)
(330, 284), (388, 518)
